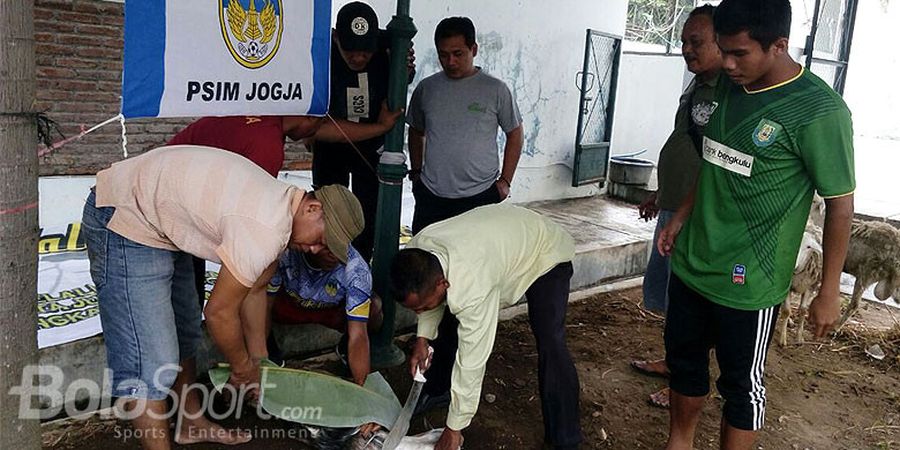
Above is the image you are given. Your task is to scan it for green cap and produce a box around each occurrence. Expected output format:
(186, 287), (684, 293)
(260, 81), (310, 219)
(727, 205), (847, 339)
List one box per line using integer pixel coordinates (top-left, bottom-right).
(315, 184), (364, 264)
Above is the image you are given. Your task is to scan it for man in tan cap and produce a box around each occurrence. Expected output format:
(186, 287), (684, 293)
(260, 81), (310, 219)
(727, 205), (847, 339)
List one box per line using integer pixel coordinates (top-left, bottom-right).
(81, 144), (363, 450)
(241, 182), (379, 388)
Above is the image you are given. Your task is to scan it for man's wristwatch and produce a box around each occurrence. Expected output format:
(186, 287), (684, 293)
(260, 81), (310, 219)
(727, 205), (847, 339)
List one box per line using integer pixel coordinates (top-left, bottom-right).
(497, 176), (512, 186)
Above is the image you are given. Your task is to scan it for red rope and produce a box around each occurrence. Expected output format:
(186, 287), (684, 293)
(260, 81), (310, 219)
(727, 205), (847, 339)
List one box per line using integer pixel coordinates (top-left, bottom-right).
(0, 201), (38, 216)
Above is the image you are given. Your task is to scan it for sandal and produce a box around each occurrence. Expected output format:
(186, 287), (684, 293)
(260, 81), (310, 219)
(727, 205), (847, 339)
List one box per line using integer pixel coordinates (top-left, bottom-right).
(630, 359), (670, 378)
(648, 387), (670, 409)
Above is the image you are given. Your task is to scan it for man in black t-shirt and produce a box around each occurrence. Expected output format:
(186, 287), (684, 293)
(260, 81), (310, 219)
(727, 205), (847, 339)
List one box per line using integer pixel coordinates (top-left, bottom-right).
(311, 1), (414, 261)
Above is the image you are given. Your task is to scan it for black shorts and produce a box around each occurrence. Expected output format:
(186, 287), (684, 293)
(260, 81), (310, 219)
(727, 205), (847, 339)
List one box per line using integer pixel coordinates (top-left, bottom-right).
(664, 274), (781, 431)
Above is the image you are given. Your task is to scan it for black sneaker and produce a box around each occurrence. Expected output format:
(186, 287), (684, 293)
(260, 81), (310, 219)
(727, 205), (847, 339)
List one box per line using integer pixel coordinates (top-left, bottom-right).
(413, 390), (451, 415)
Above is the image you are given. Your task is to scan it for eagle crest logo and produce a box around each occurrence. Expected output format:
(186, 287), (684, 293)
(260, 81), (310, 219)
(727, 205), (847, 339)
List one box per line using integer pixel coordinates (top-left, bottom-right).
(325, 281), (338, 297)
(220, 0), (283, 69)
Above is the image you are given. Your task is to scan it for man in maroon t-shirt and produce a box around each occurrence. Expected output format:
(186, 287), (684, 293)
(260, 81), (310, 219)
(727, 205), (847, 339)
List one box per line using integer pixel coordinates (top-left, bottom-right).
(168, 115), (324, 176)
(169, 110), (402, 177)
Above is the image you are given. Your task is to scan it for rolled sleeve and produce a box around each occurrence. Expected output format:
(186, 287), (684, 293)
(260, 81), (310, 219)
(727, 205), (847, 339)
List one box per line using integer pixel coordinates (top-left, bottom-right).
(415, 304), (445, 341)
(343, 247), (373, 320)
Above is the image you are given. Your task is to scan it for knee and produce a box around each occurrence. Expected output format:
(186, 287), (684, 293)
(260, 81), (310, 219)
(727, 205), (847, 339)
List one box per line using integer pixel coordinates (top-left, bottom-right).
(716, 375), (757, 407)
(533, 328), (571, 358)
(151, 362), (182, 393)
(720, 385), (767, 431)
(113, 353), (182, 401)
(667, 356), (711, 397)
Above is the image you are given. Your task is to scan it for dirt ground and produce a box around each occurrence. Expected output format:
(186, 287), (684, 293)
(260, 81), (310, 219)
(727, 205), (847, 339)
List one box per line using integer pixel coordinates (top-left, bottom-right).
(44, 287), (900, 449)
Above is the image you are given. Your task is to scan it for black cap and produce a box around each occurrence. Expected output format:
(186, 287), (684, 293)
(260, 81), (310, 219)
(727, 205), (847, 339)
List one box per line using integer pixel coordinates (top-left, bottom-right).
(336, 2), (380, 52)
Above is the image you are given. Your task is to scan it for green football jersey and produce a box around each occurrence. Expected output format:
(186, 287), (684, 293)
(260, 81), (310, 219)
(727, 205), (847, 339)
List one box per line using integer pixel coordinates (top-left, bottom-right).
(672, 69), (855, 311)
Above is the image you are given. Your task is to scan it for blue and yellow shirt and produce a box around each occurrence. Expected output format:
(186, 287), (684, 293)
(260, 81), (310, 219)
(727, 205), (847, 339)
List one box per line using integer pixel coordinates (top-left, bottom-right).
(267, 246), (372, 321)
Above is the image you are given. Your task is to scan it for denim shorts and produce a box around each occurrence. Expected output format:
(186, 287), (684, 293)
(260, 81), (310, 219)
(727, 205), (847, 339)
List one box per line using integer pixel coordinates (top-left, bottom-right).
(642, 209), (675, 313)
(81, 190), (203, 400)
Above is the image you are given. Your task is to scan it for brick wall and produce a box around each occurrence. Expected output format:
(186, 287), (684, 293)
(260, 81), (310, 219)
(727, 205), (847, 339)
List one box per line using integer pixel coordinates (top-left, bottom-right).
(34, 0), (309, 176)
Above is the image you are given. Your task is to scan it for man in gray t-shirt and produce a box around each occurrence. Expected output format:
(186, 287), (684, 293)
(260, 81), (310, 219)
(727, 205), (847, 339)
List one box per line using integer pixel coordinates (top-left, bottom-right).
(406, 16), (523, 234)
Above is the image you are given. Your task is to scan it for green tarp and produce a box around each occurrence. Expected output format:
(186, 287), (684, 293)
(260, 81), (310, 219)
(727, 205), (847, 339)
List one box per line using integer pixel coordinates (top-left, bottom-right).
(210, 362), (402, 429)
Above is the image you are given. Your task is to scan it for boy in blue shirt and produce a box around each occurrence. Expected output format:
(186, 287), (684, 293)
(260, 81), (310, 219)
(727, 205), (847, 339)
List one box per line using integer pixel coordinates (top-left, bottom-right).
(264, 246), (382, 386)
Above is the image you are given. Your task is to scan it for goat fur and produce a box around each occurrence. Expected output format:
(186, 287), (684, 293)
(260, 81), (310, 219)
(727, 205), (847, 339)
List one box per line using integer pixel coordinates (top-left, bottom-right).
(779, 223), (823, 346)
(839, 219), (900, 327)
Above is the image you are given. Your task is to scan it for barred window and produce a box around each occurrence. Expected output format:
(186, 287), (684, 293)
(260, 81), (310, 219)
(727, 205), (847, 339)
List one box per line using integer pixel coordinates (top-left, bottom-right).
(625, 0), (721, 54)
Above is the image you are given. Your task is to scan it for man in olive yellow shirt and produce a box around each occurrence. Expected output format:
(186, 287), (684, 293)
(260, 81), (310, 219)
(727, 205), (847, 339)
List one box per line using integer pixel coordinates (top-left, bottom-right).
(390, 204), (581, 450)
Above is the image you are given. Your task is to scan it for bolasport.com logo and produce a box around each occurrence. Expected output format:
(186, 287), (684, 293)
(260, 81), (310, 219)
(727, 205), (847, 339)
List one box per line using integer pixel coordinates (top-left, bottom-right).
(7, 364), (323, 426)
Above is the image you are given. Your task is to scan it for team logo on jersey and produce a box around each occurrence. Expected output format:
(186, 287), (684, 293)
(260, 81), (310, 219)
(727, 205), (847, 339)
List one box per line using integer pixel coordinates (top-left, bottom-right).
(221, 0), (284, 69)
(752, 119), (781, 148)
(732, 264), (746, 285)
(325, 281), (339, 297)
(691, 101), (718, 127)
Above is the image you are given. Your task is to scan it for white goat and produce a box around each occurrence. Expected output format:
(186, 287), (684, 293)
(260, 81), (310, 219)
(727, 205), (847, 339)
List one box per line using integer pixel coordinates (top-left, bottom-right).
(839, 219), (900, 326)
(808, 193), (826, 229)
(779, 223), (823, 346)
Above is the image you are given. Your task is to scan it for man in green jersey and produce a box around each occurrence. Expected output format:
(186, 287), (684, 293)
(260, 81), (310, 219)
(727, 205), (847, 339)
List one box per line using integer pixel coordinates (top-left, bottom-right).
(657, 0), (855, 448)
(631, 5), (723, 409)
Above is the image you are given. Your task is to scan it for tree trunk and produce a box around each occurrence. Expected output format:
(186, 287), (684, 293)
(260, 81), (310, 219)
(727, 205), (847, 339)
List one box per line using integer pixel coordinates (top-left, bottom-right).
(0, 0), (40, 449)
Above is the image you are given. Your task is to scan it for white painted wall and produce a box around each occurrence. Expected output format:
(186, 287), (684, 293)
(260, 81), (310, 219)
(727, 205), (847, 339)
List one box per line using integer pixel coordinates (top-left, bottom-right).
(610, 53), (687, 164)
(334, 0), (629, 202)
(843, 0), (900, 140)
(38, 177), (97, 228)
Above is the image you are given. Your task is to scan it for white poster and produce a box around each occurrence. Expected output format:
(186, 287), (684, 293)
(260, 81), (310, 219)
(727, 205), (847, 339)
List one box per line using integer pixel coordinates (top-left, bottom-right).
(121, 0), (332, 118)
(36, 223), (220, 349)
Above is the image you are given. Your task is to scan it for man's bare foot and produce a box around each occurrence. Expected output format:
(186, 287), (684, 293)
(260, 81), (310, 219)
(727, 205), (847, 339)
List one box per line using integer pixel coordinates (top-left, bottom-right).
(630, 358), (670, 378)
(174, 416), (252, 445)
(648, 387), (670, 409)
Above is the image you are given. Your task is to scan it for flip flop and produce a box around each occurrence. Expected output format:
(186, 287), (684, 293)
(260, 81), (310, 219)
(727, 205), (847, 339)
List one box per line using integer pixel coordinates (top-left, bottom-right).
(630, 360), (670, 379)
(648, 387), (670, 409)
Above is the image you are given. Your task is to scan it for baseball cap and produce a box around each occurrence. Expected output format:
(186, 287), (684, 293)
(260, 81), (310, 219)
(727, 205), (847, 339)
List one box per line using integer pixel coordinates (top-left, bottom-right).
(315, 184), (364, 264)
(336, 2), (380, 52)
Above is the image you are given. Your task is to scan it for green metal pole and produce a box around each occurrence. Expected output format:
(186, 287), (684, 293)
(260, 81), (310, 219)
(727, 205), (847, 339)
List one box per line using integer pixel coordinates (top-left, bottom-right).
(369, 0), (416, 368)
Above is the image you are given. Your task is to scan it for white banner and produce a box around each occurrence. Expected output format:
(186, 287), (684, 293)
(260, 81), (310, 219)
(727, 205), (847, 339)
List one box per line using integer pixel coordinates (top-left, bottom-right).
(121, 0), (332, 119)
(37, 223), (220, 349)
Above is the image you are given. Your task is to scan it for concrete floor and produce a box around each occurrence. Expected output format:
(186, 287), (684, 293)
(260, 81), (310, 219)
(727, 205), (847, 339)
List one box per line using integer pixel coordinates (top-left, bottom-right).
(527, 196), (655, 290)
